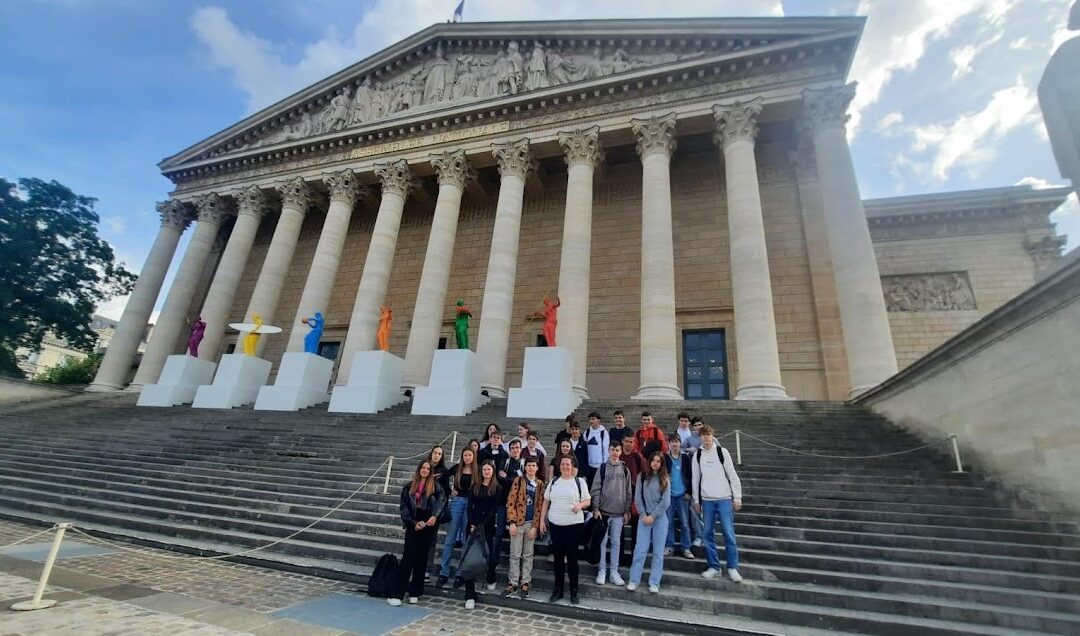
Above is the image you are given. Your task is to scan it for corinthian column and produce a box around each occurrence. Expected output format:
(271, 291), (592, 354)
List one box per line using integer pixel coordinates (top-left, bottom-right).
(131, 193), (232, 388)
(631, 113), (682, 400)
(239, 177), (310, 355)
(556, 127), (603, 399)
(476, 139), (533, 397)
(802, 83), (897, 395)
(88, 201), (192, 391)
(197, 185), (267, 361)
(402, 150), (471, 388)
(713, 99), (790, 400)
(285, 170), (366, 352)
(337, 160), (414, 383)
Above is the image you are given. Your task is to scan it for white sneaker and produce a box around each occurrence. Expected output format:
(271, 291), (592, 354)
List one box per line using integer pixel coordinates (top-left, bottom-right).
(663, 547), (673, 557)
(486, 582), (496, 591)
(702, 568), (719, 579)
(609, 571), (625, 586)
(692, 538), (704, 547)
(595, 570), (607, 585)
(728, 569), (744, 583)
(626, 581), (637, 591)
(682, 549), (696, 559)
(387, 598), (402, 607)
(408, 596), (419, 604)
(649, 584), (660, 594)
(464, 599), (476, 610)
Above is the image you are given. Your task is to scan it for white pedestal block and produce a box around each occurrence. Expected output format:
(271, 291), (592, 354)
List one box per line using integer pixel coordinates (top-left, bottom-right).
(328, 351), (407, 414)
(254, 352), (333, 411)
(411, 349), (489, 416)
(192, 354), (272, 409)
(137, 355), (217, 407)
(507, 347), (582, 419)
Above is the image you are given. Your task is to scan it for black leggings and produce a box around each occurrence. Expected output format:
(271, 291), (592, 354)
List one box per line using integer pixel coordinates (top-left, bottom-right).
(549, 522), (584, 593)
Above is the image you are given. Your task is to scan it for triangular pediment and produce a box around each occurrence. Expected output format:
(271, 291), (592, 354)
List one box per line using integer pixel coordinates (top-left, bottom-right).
(161, 17), (863, 171)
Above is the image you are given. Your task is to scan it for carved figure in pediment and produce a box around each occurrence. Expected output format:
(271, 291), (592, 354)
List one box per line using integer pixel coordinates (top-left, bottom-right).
(349, 77), (375, 125)
(526, 43), (549, 91)
(546, 48), (576, 85)
(578, 47), (607, 81)
(385, 79), (408, 114)
(369, 82), (388, 119)
(489, 49), (513, 96)
(423, 45), (455, 103)
(451, 55), (479, 99)
(506, 41), (525, 94)
(319, 87), (353, 133)
(610, 48), (635, 73)
(279, 111), (314, 142)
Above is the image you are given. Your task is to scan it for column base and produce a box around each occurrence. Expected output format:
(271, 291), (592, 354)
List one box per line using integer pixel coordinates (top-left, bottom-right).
(254, 352), (333, 412)
(122, 383), (144, 393)
(480, 384), (507, 399)
(137, 355), (217, 407)
(631, 383), (683, 401)
(328, 351), (408, 414)
(85, 382), (124, 393)
(735, 383), (794, 401)
(848, 383), (880, 399)
(572, 385), (590, 400)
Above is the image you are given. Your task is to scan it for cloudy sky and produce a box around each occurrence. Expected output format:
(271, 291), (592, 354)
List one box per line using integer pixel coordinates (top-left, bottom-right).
(1, 0), (1077, 321)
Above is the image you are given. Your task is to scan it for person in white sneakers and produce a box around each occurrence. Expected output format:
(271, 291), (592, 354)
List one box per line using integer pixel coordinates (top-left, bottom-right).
(589, 443), (632, 586)
(626, 452), (671, 594)
(691, 425), (744, 583)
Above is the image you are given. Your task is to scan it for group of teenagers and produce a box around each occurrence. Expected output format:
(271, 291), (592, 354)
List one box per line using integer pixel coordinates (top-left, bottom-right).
(387, 410), (744, 610)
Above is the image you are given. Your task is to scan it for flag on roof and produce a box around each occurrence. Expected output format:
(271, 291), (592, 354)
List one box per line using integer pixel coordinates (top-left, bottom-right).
(452, 0), (464, 23)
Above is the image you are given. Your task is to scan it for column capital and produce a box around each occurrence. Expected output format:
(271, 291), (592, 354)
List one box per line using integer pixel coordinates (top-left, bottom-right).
(195, 192), (234, 225)
(276, 177), (312, 213)
(375, 159), (415, 197)
(631, 113), (678, 159)
(492, 138), (535, 179)
(324, 169), (366, 205)
(712, 98), (763, 147)
(430, 149), (473, 188)
(236, 184), (269, 221)
(156, 200), (193, 232)
(558, 126), (604, 167)
(801, 83), (857, 134)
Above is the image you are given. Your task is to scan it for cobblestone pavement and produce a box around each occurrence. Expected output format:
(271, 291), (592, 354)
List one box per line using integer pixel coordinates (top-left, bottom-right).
(0, 519), (655, 636)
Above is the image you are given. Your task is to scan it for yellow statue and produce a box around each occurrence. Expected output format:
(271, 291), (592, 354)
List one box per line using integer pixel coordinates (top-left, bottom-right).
(377, 304), (393, 352)
(243, 314), (264, 356)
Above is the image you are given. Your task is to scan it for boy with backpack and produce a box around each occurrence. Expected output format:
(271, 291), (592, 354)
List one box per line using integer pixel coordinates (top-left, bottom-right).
(504, 456), (543, 599)
(691, 425), (744, 583)
(634, 411), (668, 457)
(590, 443), (632, 586)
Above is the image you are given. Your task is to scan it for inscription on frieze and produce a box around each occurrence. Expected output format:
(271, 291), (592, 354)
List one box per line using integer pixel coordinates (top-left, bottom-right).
(881, 271), (977, 312)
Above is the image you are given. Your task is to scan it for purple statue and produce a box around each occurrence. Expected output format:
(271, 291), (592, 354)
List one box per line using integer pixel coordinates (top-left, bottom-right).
(187, 317), (206, 357)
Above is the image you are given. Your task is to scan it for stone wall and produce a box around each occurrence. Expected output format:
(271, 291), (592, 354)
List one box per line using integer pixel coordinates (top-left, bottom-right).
(856, 258), (1080, 513)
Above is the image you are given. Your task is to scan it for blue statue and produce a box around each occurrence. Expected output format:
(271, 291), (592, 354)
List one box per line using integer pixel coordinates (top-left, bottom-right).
(301, 312), (324, 354)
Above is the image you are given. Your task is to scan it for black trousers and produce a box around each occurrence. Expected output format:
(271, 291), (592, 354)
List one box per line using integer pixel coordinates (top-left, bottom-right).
(464, 519), (497, 598)
(549, 522), (584, 593)
(394, 525), (437, 598)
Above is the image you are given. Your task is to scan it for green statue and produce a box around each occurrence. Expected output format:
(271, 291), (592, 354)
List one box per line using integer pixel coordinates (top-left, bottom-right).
(454, 299), (472, 350)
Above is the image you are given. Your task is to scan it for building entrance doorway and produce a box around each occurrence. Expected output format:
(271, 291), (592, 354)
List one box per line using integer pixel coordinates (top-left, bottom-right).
(682, 329), (729, 400)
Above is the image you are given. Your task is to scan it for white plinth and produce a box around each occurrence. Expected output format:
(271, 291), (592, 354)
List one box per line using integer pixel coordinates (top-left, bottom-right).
(507, 347), (582, 419)
(254, 352), (333, 411)
(192, 354), (272, 409)
(411, 349), (489, 416)
(137, 355), (217, 407)
(328, 351), (407, 414)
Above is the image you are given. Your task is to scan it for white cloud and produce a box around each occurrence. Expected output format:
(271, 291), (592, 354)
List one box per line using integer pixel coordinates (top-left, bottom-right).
(949, 44), (978, 80)
(191, 1), (783, 113)
(875, 111), (904, 133)
(102, 216), (126, 234)
(907, 76), (1041, 180)
(1008, 36), (1030, 49)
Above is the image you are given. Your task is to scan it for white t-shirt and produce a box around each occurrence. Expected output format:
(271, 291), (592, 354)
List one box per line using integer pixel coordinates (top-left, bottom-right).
(545, 476), (590, 527)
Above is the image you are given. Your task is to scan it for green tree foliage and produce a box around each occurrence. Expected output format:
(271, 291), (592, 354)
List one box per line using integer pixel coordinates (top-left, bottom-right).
(36, 352), (103, 385)
(0, 178), (135, 376)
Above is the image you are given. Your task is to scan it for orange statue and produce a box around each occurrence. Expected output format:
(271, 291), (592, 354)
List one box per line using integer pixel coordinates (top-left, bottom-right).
(377, 304), (393, 352)
(532, 295), (560, 347)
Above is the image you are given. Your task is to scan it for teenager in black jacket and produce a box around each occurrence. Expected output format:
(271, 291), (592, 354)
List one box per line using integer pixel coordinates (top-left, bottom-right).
(387, 459), (446, 606)
(462, 460), (503, 609)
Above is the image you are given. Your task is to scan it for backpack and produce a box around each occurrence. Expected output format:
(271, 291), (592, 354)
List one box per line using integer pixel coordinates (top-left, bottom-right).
(596, 462), (629, 511)
(694, 445), (733, 502)
(367, 553), (399, 598)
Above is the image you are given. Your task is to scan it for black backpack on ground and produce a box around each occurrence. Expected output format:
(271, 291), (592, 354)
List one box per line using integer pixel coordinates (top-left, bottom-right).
(367, 553), (399, 597)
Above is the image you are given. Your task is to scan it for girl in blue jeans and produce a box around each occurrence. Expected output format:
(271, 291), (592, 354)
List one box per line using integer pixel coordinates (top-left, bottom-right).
(627, 452), (671, 593)
(436, 447), (477, 587)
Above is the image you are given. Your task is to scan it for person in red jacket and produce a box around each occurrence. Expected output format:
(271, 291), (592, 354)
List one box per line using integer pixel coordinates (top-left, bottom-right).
(634, 411), (668, 457)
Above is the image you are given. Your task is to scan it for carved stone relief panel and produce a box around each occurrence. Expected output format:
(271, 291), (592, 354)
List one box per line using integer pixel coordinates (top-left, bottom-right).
(881, 271), (977, 312)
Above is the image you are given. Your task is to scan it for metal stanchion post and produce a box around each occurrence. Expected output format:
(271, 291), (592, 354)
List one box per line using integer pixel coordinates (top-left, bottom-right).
(449, 431), (458, 464)
(948, 434), (965, 473)
(735, 430), (742, 465)
(11, 523), (70, 611)
(383, 456), (394, 494)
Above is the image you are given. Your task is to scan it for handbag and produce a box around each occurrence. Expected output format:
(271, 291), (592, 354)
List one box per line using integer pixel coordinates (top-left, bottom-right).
(457, 526), (490, 580)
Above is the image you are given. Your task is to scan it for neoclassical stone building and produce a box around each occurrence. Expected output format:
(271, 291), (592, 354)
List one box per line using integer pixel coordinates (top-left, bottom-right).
(89, 17), (1070, 401)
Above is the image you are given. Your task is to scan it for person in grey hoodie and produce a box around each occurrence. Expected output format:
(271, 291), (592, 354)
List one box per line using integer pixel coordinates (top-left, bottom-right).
(589, 443), (632, 586)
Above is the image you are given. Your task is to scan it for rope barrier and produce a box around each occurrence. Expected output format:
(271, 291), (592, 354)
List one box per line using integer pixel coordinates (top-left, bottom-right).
(0, 525), (58, 551)
(734, 430), (943, 460)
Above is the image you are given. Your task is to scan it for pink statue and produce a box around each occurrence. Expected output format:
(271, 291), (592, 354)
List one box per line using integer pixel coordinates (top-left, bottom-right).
(532, 296), (560, 347)
(187, 317), (206, 357)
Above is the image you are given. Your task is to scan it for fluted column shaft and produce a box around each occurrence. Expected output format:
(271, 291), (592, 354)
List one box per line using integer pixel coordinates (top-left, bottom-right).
(337, 160), (413, 383)
(802, 84), (898, 396)
(402, 150), (471, 388)
(239, 177), (310, 355)
(555, 127), (602, 398)
(88, 202), (191, 391)
(285, 170), (365, 352)
(131, 194), (231, 387)
(632, 114), (682, 400)
(714, 100), (790, 400)
(476, 139), (533, 397)
(197, 186), (266, 361)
